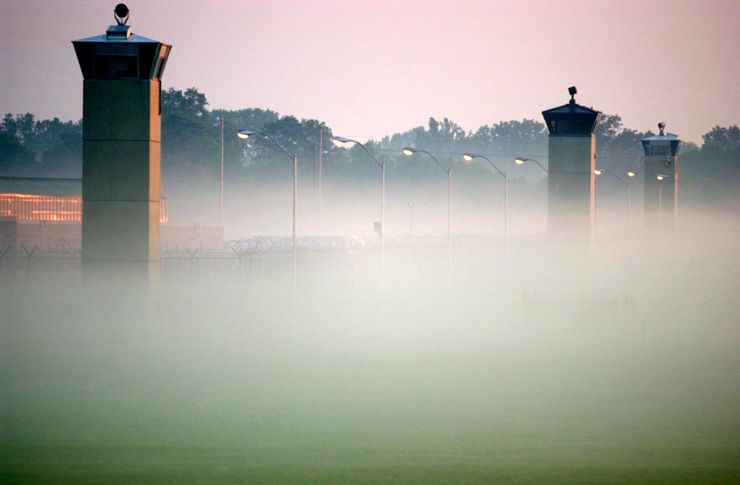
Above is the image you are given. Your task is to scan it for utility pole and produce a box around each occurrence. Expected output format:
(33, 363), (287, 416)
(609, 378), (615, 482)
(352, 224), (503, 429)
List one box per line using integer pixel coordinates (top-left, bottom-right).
(317, 128), (323, 236)
(220, 116), (224, 226)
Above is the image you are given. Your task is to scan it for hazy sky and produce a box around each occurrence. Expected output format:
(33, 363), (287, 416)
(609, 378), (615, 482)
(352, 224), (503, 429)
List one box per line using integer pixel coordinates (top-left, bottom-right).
(1, 0), (738, 143)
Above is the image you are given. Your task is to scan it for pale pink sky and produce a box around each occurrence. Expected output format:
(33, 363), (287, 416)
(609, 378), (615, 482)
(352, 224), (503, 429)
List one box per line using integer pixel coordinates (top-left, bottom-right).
(1, 0), (738, 144)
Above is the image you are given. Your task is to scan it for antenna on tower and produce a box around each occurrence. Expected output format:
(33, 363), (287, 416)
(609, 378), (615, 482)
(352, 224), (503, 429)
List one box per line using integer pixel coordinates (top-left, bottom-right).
(658, 122), (665, 136)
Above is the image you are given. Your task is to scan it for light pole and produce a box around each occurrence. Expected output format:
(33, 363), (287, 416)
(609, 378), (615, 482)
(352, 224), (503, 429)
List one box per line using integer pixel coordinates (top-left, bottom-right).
(594, 168), (631, 230)
(218, 116), (224, 226)
(316, 127), (324, 236)
(237, 129), (298, 259)
(656, 174), (665, 218)
(463, 153), (508, 240)
(514, 157), (548, 174)
(212, 116), (226, 226)
(332, 136), (385, 253)
(408, 201), (414, 235)
(655, 174), (688, 227)
(627, 170), (636, 228)
(402, 147), (452, 250)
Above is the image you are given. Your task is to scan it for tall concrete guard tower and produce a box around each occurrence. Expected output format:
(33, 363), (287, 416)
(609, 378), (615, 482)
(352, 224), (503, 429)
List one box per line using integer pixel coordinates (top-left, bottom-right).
(542, 87), (602, 239)
(72, 4), (171, 269)
(641, 123), (682, 231)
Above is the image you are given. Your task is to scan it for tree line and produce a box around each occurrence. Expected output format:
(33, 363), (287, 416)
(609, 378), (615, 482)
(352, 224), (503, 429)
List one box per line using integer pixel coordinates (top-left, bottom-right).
(1, 87), (737, 202)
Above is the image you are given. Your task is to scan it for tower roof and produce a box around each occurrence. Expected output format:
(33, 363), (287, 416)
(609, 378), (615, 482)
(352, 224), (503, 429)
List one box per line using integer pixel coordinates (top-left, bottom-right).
(641, 123), (682, 156)
(542, 87), (602, 135)
(73, 32), (162, 45)
(71, 4), (171, 81)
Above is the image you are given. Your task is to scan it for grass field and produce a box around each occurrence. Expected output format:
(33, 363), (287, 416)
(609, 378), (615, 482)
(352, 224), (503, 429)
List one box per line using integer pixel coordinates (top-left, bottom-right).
(1, 233), (738, 483)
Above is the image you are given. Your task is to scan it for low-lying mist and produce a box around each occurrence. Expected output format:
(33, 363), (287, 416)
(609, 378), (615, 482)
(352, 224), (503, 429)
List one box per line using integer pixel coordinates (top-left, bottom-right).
(1, 208), (738, 482)
(166, 176), (547, 240)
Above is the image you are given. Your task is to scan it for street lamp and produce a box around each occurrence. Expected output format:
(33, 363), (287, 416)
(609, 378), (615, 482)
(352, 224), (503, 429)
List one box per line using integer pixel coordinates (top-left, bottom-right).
(407, 201), (414, 236)
(316, 127), (325, 236)
(213, 116), (225, 226)
(656, 174), (666, 217)
(237, 129), (298, 259)
(655, 173), (688, 223)
(514, 157), (548, 174)
(463, 153), (509, 240)
(594, 168), (631, 229)
(332, 135), (385, 253)
(402, 147), (452, 249)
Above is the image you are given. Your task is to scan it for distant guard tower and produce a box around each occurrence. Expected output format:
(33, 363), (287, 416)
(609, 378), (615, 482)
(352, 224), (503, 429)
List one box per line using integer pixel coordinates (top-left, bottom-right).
(542, 87), (602, 239)
(72, 4), (171, 269)
(641, 123), (681, 231)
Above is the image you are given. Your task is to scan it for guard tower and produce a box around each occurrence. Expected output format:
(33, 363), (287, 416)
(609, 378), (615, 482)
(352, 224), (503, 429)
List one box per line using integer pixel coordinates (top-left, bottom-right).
(641, 123), (681, 231)
(72, 4), (171, 269)
(542, 87), (602, 238)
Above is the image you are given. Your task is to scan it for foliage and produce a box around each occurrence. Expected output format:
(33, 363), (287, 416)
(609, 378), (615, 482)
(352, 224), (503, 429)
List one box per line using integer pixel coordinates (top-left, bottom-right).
(161, 88), (208, 120)
(1, 113), (81, 176)
(0, 87), (737, 205)
(700, 125), (740, 155)
(593, 114), (646, 171)
(681, 125), (740, 202)
(0, 132), (36, 174)
(212, 108), (279, 133)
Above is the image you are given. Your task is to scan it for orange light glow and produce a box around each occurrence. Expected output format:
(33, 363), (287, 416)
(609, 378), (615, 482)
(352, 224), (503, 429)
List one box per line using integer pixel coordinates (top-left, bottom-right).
(0, 194), (168, 223)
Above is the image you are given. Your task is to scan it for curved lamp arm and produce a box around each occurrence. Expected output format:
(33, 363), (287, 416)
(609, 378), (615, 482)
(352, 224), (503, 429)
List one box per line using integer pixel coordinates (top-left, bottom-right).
(237, 129), (293, 160)
(402, 147), (450, 173)
(514, 157), (548, 174)
(332, 136), (383, 168)
(463, 153), (506, 178)
(594, 168), (628, 186)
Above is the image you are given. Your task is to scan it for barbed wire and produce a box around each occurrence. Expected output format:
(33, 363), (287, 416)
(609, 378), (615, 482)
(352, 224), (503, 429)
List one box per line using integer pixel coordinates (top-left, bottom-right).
(0, 234), (512, 262)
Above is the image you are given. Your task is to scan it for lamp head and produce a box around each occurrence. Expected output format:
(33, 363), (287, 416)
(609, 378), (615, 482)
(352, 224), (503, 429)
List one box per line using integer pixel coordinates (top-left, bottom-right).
(657, 175), (665, 181)
(237, 129), (256, 140)
(463, 153), (475, 163)
(402, 147), (416, 157)
(514, 157), (526, 165)
(594, 169), (603, 176)
(331, 136), (353, 148)
(627, 171), (636, 178)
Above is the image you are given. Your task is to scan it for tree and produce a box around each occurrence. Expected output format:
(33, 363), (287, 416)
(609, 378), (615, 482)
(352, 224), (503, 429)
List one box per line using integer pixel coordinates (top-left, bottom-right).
(0, 132), (35, 175)
(160, 86), (221, 221)
(0, 113), (82, 176)
(469, 119), (547, 156)
(212, 108), (279, 133)
(161, 87), (208, 120)
(381, 117), (466, 153)
(241, 116), (334, 179)
(594, 114), (646, 171)
(700, 125), (740, 156)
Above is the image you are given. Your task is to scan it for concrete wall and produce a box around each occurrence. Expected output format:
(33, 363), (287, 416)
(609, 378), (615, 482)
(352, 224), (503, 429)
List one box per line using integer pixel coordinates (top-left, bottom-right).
(547, 135), (596, 238)
(82, 79), (161, 263)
